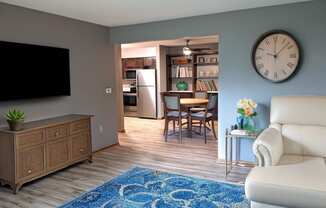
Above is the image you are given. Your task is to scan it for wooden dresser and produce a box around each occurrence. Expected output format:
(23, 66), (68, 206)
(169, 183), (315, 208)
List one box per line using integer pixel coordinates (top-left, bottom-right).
(0, 114), (93, 193)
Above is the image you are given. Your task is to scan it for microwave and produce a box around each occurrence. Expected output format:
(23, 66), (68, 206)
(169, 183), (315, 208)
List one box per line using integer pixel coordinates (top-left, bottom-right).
(125, 69), (136, 79)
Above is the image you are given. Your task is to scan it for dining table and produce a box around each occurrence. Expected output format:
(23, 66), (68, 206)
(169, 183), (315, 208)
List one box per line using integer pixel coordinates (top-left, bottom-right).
(180, 98), (209, 137)
(180, 98), (209, 106)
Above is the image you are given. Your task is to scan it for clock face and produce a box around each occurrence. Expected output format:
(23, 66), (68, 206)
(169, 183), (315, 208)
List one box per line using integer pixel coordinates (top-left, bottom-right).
(252, 31), (300, 82)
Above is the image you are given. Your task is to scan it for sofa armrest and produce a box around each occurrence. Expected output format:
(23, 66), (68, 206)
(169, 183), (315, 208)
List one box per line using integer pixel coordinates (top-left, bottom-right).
(253, 128), (283, 167)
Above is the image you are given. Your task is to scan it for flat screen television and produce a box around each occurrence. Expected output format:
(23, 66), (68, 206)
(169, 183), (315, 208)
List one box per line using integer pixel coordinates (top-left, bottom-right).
(0, 40), (70, 101)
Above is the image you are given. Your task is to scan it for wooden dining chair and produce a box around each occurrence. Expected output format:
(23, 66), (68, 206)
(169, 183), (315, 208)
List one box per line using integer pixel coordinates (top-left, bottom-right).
(161, 92), (188, 143)
(190, 91), (208, 112)
(190, 91), (208, 132)
(190, 94), (218, 143)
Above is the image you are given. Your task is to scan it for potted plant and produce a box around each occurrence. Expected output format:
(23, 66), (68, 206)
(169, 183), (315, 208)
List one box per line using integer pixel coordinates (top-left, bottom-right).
(5, 109), (25, 131)
(236, 98), (258, 132)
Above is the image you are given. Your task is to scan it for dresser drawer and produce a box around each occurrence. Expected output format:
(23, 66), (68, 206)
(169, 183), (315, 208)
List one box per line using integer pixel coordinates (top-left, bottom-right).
(17, 144), (45, 181)
(46, 124), (68, 141)
(16, 130), (44, 149)
(71, 132), (91, 161)
(70, 119), (90, 135)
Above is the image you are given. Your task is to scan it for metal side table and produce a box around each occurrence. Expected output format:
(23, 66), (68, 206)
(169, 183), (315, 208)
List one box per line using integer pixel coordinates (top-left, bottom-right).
(225, 129), (260, 177)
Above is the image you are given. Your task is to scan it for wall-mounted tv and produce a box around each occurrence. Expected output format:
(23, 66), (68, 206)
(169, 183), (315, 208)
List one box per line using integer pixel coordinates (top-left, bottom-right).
(0, 40), (70, 101)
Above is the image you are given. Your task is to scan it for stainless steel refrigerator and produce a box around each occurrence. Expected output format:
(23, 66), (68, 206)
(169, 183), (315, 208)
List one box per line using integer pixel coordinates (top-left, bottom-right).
(136, 69), (157, 118)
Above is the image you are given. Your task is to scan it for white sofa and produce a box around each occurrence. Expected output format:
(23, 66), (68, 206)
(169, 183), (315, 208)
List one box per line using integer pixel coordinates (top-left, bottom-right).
(245, 96), (326, 208)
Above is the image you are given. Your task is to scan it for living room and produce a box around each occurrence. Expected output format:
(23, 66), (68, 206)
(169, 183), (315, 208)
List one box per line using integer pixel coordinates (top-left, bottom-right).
(0, 0), (325, 208)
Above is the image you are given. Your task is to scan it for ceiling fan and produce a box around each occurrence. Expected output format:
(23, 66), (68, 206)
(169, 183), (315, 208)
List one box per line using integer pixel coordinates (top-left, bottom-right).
(183, 39), (217, 55)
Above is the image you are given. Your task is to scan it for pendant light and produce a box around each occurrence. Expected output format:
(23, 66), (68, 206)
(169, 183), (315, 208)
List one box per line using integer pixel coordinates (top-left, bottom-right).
(183, 40), (192, 56)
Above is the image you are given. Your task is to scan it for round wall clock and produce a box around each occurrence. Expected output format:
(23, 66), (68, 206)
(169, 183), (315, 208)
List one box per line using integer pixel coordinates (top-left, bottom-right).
(252, 30), (301, 82)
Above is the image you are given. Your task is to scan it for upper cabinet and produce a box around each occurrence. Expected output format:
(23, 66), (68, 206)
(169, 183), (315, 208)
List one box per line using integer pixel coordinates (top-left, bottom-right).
(122, 57), (156, 70)
(123, 58), (143, 69)
(143, 57), (156, 69)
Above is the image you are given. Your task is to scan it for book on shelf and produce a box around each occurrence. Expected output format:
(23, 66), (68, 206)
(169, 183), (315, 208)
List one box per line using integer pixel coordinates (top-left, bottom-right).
(172, 66), (192, 78)
(196, 80), (217, 91)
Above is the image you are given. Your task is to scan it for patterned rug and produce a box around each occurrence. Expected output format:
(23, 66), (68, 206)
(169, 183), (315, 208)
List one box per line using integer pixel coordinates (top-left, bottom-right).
(59, 167), (249, 208)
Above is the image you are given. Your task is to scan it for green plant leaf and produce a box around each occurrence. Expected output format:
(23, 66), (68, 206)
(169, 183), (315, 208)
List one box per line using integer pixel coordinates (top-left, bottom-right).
(5, 108), (25, 122)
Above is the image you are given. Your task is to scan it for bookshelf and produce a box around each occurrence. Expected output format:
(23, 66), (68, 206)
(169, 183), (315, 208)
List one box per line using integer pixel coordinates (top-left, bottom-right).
(166, 53), (218, 94)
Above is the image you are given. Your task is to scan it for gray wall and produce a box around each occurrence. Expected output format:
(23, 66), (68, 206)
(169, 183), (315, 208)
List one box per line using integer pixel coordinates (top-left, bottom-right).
(110, 0), (326, 161)
(0, 3), (117, 151)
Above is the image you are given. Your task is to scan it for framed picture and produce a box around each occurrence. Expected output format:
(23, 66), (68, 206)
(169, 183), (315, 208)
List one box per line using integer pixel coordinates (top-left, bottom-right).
(209, 57), (218, 64)
(198, 57), (205, 63)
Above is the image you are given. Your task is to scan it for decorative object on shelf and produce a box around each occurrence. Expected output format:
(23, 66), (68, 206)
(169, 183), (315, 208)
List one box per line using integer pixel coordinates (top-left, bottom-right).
(176, 81), (188, 91)
(5, 108), (25, 131)
(196, 54), (218, 64)
(210, 57), (218, 64)
(236, 98), (258, 132)
(171, 56), (192, 65)
(198, 57), (205, 63)
(252, 30), (301, 82)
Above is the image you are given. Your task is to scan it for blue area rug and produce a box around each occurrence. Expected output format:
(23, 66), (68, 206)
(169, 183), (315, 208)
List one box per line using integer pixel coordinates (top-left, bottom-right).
(59, 167), (249, 208)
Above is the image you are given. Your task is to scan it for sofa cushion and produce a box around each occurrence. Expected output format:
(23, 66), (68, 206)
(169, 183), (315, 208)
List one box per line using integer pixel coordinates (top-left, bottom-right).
(167, 111), (187, 117)
(270, 96), (326, 126)
(246, 155), (326, 208)
(282, 124), (326, 157)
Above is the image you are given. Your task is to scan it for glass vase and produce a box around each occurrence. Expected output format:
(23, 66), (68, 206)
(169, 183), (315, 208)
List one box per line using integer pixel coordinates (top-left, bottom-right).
(237, 116), (256, 132)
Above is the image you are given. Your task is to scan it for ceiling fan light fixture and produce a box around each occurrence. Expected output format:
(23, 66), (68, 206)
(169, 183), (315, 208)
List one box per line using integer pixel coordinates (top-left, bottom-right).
(183, 46), (192, 56)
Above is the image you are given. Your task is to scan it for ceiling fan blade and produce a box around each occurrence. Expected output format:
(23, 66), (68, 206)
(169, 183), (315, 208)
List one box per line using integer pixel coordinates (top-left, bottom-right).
(191, 48), (213, 51)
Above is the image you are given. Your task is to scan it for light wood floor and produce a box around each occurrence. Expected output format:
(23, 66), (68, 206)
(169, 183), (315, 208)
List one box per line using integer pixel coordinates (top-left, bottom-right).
(0, 117), (251, 208)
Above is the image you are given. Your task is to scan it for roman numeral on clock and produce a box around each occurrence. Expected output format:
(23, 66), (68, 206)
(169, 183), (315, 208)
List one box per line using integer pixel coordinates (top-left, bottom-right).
(273, 36), (278, 42)
(287, 62), (295, 69)
(288, 45), (294, 50)
(257, 63), (264, 70)
(289, 53), (297, 58)
(264, 70), (269, 77)
(265, 39), (270, 45)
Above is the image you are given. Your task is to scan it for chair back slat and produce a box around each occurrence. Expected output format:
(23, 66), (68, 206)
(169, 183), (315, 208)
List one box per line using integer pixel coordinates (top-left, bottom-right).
(208, 94), (218, 111)
(165, 96), (179, 110)
(194, 91), (208, 99)
(161, 92), (180, 111)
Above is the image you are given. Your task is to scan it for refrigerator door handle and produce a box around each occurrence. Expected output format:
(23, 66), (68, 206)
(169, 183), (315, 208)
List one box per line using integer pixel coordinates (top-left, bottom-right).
(136, 73), (139, 98)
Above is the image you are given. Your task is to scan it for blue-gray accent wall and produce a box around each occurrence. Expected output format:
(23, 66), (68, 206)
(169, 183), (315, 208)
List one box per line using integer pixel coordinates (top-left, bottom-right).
(111, 0), (326, 161)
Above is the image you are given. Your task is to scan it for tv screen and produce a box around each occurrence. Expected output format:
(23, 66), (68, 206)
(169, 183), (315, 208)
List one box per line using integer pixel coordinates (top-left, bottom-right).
(0, 40), (70, 101)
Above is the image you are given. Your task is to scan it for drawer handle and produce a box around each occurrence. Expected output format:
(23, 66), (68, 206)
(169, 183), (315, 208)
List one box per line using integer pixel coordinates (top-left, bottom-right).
(55, 131), (60, 136)
(79, 148), (85, 152)
(27, 170), (32, 174)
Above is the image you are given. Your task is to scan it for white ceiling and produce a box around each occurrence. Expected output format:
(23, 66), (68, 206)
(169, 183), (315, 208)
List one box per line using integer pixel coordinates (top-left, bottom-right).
(0, 0), (310, 27)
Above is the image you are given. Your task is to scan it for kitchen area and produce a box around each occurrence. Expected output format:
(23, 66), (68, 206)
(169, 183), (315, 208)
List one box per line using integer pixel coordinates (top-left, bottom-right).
(121, 47), (158, 118)
(120, 35), (219, 123)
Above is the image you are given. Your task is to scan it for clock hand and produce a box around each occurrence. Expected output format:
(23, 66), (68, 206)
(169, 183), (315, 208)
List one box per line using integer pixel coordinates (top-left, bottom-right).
(266, 52), (277, 60)
(266, 52), (275, 56)
(276, 42), (290, 56)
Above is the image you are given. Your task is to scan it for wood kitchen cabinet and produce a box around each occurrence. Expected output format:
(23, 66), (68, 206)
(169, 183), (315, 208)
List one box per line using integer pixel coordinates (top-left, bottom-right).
(122, 57), (156, 70)
(143, 57), (156, 68)
(123, 58), (144, 69)
(0, 114), (93, 193)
